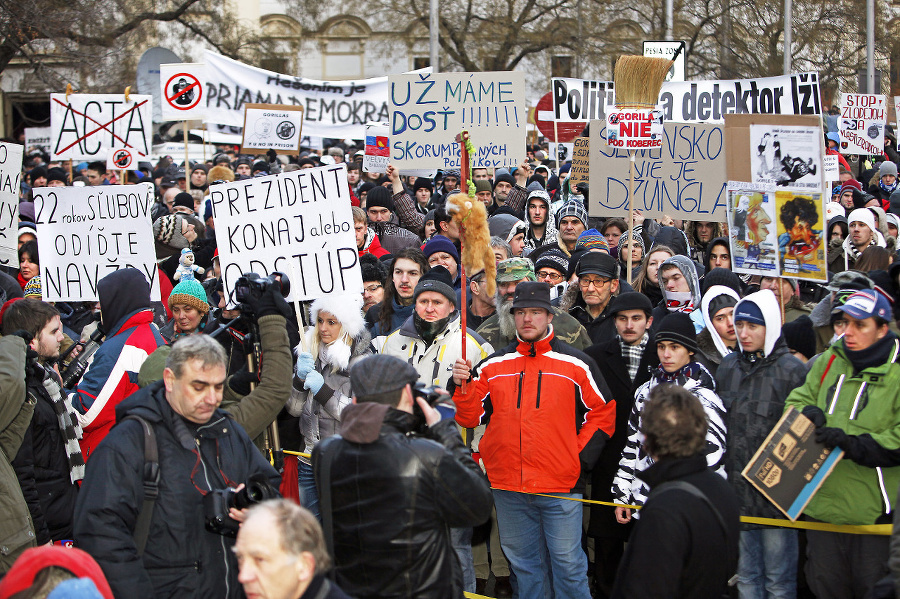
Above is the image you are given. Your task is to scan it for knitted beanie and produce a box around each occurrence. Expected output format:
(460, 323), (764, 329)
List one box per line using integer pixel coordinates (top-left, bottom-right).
(556, 200), (588, 229)
(575, 228), (609, 252)
(733, 300), (765, 325)
(168, 279), (210, 314)
(534, 249), (570, 276)
(782, 315), (816, 360)
(655, 312), (700, 354)
(153, 214), (192, 249)
(422, 235), (460, 263)
(413, 265), (457, 307)
(23, 276), (41, 299)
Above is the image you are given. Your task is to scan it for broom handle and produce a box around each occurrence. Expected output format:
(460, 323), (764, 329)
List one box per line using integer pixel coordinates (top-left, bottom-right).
(627, 151), (636, 285)
(458, 130), (471, 392)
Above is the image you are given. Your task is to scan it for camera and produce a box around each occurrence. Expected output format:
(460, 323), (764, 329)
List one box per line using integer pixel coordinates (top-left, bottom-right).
(233, 271), (291, 312)
(203, 474), (279, 537)
(411, 381), (447, 432)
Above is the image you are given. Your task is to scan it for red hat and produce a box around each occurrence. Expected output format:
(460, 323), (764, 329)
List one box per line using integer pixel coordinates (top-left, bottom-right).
(0, 546), (114, 599)
(0, 297), (23, 330)
(840, 179), (862, 193)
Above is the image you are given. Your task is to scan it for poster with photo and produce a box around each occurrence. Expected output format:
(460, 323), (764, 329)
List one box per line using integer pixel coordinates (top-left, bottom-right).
(775, 190), (827, 281)
(749, 125), (822, 191)
(727, 182), (778, 275)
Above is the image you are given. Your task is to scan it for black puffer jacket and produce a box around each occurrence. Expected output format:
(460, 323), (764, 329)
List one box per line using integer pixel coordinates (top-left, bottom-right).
(313, 403), (493, 599)
(73, 381), (280, 599)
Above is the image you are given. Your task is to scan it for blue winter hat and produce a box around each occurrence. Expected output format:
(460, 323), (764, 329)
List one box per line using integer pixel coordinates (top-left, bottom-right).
(733, 300), (765, 325)
(422, 235), (459, 264)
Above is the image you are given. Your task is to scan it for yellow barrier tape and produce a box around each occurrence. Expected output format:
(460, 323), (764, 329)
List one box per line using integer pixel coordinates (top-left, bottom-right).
(464, 593), (493, 599)
(281, 455), (889, 536)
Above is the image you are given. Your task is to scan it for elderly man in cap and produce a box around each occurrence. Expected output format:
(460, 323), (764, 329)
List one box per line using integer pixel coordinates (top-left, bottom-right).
(452, 281), (615, 599)
(786, 289), (900, 599)
(313, 354), (492, 599)
(565, 251), (622, 344)
(476, 257), (591, 350)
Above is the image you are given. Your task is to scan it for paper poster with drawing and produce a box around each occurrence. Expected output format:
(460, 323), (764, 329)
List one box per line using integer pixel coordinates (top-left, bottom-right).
(750, 125), (822, 191)
(775, 190), (827, 281)
(727, 182), (778, 275)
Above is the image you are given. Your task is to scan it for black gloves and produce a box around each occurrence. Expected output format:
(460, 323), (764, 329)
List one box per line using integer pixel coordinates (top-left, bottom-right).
(802, 405), (827, 428)
(229, 366), (260, 396)
(815, 427), (900, 468)
(257, 285), (291, 319)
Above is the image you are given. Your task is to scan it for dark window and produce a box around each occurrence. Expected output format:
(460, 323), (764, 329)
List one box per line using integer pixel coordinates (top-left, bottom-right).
(551, 56), (573, 78)
(413, 57), (431, 70)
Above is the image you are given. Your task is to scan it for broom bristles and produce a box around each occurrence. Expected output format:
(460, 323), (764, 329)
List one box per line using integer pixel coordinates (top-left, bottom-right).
(614, 55), (674, 108)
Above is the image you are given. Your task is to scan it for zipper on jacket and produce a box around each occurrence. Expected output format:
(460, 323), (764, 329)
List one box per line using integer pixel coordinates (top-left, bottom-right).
(535, 371), (543, 409)
(877, 467), (891, 515)
(517, 373), (523, 409)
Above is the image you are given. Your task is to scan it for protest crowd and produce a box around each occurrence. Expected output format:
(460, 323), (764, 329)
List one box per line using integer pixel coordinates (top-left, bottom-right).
(5, 97), (900, 599)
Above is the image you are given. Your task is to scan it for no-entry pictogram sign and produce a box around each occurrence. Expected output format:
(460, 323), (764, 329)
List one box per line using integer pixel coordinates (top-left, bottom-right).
(159, 63), (206, 121)
(107, 147), (136, 170)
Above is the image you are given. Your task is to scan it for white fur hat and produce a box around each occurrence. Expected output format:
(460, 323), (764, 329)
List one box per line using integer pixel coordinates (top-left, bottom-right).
(308, 294), (366, 340)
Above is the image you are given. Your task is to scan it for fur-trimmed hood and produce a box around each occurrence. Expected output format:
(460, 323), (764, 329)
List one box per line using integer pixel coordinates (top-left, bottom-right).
(300, 295), (369, 371)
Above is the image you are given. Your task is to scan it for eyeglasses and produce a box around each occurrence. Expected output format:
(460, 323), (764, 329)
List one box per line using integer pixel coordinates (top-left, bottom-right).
(363, 284), (383, 293)
(536, 270), (564, 283)
(579, 276), (611, 289)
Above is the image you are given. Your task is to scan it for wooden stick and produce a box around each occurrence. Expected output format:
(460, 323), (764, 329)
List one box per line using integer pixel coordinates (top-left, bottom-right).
(183, 121), (191, 192)
(778, 277), (786, 324)
(120, 169), (126, 185)
(627, 151), (636, 285)
(288, 262), (307, 353)
(458, 130), (472, 392)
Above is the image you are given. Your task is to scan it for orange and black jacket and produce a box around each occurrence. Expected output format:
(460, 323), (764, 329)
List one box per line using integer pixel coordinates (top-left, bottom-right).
(453, 327), (615, 494)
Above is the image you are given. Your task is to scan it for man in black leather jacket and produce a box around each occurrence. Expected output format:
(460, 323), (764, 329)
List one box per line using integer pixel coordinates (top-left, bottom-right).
(312, 354), (493, 599)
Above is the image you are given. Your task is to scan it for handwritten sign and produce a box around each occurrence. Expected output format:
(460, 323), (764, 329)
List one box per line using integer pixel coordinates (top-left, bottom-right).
(551, 78), (615, 122)
(388, 72), (526, 169)
(24, 127), (52, 152)
(209, 164), (362, 303)
(588, 120), (727, 221)
(50, 93), (152, 161)
(31, 184), (160, 302)
(0, 142), (23, 266)
(241, 103), (304, 154)
(839, 93), (886, 155)
(569, 137), (590, 187)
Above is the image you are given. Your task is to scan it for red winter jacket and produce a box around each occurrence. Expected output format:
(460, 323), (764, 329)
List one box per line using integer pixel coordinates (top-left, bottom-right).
(454, 328), (615, 494)
(360, 232), (389, 258)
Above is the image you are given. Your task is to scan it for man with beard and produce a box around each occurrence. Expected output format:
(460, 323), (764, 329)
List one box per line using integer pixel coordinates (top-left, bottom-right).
(476, 258), (591, 350)
(523, 189), (557, 253)
(467, 269), (496, 330)
(685, 221), (725, 264)
(380, 266), (493, 594)
(829, 208), (886, 274)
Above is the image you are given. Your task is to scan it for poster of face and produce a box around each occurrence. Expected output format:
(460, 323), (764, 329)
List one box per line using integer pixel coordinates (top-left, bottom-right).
(727, 183), (778, 275)
(750, 125), (822, 191)
(776, 190), (827, 281)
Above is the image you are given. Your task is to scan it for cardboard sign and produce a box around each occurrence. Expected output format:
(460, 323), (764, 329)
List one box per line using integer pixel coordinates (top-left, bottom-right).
(388, 72), (526, 170)
(107, 147), (137, 170)
(240, 104), (304, 154)
(24, 127), (52, 152)
(726, 183), (778, 276)
(742, 407), (842, 521)
(569, 137), (590, 188)
(550, 78), (615, 122)
(606, 109), (664, 149)
(0, 142), (23, 267)
(749, 124), (823, 190)
(209, 164), (362, 303)
(658, 72), (821, 124)
(50, 93), (152, 161)
(588, 120), (728, 221)
(159, 63), (206, 121)
(31, 184), (160, 302)
(839, 93), (886, 155)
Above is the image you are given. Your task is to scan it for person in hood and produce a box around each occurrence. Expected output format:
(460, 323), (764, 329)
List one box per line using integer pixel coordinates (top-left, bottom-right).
(828, 214), (849, 245)
(650, 255), (704, 335)
(714, 290), (807, 598)
(867, 160), (899, 208)
(290, 296), (372, 520)
(68, 268), (165, 459)
(523, 189), (557, 253)
(612, 312), (726, 525)
(633, 245), (675, 307)
(701, 236), (750, 292)
(312, 354), (492, 599)
(684, 221), (727, 264)
(785, 290), (900, 598)
(649, 225), (692, 260)
(73, 335), (280, 599)
(697, 274), (741, 375)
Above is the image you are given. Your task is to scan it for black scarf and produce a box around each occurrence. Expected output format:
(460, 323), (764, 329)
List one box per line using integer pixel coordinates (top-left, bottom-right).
(414, 312), (453, 345)
(844, 331), (899, 373)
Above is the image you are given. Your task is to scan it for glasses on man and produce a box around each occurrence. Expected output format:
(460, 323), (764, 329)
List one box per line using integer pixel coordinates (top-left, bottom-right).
(536, 270), (564, 283)
(579, 276), (611, 289)
(363, 283), (383, 293)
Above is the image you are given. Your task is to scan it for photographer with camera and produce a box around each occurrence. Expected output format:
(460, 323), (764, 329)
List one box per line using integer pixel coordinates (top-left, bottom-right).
(312, 354), (492, 599)
(74, 335), (280, 599)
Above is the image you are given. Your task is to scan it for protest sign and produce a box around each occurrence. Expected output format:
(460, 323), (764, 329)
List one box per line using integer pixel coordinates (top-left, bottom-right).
(209, 163), (362, 303)
(107, 147), (137, 170)
(838, 93), (886, 155)
(588, 120), (728, 221)
(823, 155), (839, 181)
(726, 183), (778, 276)
(31, 184), (160, 302)
(606, 109), (664, 149)
(743, 407), (842, 521)
(388, 72), (526, 170)
(24, 127), (52, 152)
(363, 123), (390, 173)
(159, 63), (206, 121)
(657, 72), (821, 124)
(0, 142), (23, 267)
(775, 189), (827, 281)
(204, 51), (392, 139)
(240, 104), (304, 154)
(50, 93), (153, 161)
(550, 142), (574, 164)
(550, 78), (615, 122)
(569, 137), (590, 188)
(643, 41), (686, 82)
(749, 124), (822, 190)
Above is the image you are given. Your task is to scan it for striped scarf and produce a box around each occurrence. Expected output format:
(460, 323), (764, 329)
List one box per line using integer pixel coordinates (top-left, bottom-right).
(40, 365), (85, 483)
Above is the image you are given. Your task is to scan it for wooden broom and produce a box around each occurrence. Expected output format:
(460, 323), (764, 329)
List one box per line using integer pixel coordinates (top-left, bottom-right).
(613, 56), (673, 284)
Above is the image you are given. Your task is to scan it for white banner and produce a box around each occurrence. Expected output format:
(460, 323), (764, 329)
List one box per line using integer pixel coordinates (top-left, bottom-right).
(0, 142), (23, 267)
(31, 184), (160, 302)
(657, 72), (821, 124)
(159, 63), (207, 121)
(209, 164), (362, 303)
(24, 127), (52, 152)
(203, 51), (391, 139)
(388, 71), (526, 170)
(50, 94), (153, 161)
(550, 78), (615, 122)
(839, 93), (886, 155)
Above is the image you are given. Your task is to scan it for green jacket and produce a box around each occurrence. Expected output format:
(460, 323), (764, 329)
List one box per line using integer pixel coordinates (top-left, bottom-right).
(476, 308), (591, 351)
(0, 336), (37, 573)
(784, 337), (900, 525)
